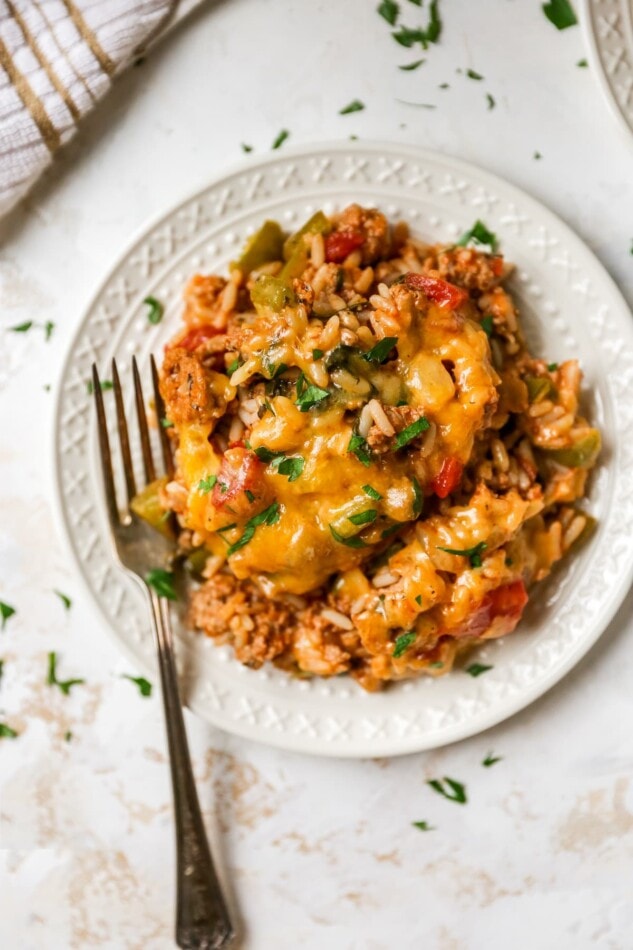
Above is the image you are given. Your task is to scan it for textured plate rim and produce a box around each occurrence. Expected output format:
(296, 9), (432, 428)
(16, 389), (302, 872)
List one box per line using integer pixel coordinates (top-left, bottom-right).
(52, 139), (633, 757)
(581, 0), (633, 145)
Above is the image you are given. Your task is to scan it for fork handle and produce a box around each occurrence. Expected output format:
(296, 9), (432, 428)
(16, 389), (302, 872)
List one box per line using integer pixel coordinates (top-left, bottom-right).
(148, 588), (235, 950)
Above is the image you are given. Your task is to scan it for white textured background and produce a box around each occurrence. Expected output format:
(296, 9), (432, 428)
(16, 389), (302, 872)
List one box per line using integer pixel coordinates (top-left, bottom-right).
(1, 2), (633, 948)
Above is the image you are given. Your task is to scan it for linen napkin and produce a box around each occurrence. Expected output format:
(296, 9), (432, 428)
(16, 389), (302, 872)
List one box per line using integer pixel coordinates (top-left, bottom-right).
(0, 0), (202, 216)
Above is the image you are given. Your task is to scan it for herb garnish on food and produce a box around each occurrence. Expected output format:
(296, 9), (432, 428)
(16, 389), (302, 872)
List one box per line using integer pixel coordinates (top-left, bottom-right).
(228, 502), (281, 555)
(481, 315), (494, 336)
(198, 475), (218, 494)
(457, 220), (497, 251)
(329, 524), (368, 549)
(427, 777), (467, 804)
(349, 509), (377, 526)
(393, 631), (416, 658)
(145, 569), (178, 600)
(295, 373), (329, 411)
(437, 541), (487, 568)
(47, 651), (85, 696)
(0, 602), (16, 630)
(394, 416), (430, 449)
(363, 336), (398, 364)
(363, 484), (383, 501)
(348, 432), (372, 466)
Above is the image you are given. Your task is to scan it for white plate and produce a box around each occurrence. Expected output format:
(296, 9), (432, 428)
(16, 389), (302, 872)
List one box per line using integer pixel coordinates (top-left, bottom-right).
(582, 0), (633, 141)
(54, 142), (633, 758)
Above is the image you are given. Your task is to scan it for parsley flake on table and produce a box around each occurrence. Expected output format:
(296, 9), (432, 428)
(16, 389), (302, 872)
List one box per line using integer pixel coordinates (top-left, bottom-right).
(339, 100), (365, 115)
(9, 321), (33, 332)
(392, 25), (427, 48)
(466, 68), (484, 81)
(122, 674), (153, 697)
(0, 723), (18, 739)
(348, 432), (372, 466)
(64, 730), (73, 742)
(577, 58), (588, 67)
(437, 541), (487, 568)
(144, 296), (164, 325)
(47, 651), (85, 696)
(241, 143), (253, 153)
(393, 631), (416, 658)
(228, 502), (280, 556)
(465, 662), (493, 677)
(534, 151), (542, 160)
(483, 751), (503, 767)
(427, 777), (467, 804)
(44, 321), (55, 340)
(271, 129), (290, 150)
(198, 475), (218, 494)
(542, 0), (577, 30)
(378, 0), (399, 25)
(362, 484), (383, 501)
(457, 220), (497, 251)
(145, 569), (178, 600)
(0, 601), (16, 630)
(426, 0), (442, 41)
(395, 100), (436, 109)
(53, 590), (72, 610)
(486, 93), (496, 110)
(412, 820), (435, 831)
(399, 58), (425, 71)
(394, 416), (430, 449)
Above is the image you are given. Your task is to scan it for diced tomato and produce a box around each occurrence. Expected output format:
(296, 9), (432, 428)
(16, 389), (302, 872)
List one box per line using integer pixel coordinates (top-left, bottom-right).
(212, 448), (265, 510)
(490, 256), (504, 277)
(453, 579), (528, 640)
(430, 457), (463, 499)
(174, 325), (220, 352)
(324, 230), (365, 263)
(403, 272), (468, 310)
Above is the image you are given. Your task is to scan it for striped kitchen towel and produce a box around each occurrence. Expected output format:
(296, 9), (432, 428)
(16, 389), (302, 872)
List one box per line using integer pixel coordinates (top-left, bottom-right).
(0, 0), (202, 216)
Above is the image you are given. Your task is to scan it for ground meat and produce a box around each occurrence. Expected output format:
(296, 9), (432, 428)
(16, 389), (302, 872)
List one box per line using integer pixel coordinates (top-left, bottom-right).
(183, 274), (228, 326)
(160, 347), (232, 425)
(190, 572), (292, 667)
(335, 204), (391, 264)
(424, 246), (505, 293)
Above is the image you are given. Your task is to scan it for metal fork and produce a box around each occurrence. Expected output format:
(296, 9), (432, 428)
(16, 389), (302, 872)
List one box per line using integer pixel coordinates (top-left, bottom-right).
(92, 356), (235, 950)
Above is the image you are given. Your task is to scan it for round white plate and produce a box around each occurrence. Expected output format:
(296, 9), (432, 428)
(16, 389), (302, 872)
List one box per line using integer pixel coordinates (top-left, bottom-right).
(582, 0), (633, 141)
(54, 142), (633, 757)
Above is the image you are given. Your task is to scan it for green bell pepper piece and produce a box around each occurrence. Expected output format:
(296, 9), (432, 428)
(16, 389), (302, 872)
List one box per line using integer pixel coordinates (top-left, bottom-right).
(281, 211), (331, 280)
(250, 275), (296, 313)
(548, 429), (601, 469)
(231, 220), (284, 274)
(131, 478), (173, 537)
(525, 375), (553, 403)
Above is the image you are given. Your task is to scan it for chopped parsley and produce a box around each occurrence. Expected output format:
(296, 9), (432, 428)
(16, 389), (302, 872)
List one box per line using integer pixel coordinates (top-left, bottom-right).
(399, 59), (425, 71)
(0, 601), (16, 630)
(245, 489), (255, 503)
(227, 357), (241, 375)
(227, 502), (280, 556)
(542, 0), (577, 31)
(412, 477), (423, 517)
(122, 674), (153, 697)
(412, 820), (434, 831)
(457, 220), (497, 252)
(439, 82), (450, 89)
(392, 25), (427, 48)
(54, 591), (72, 610)
(0, 723), (18, 739)
(10, 320), (56, 340)
(65, 730), (73, 742)
(272, 129), (290, 150)
(145, 568), (178, 600)
(143, 296), (163, 325)
(363, 336), (398, 364)
(466, 662), (493, 677)
(437, 541), (487, 568)
(362, 484), (383, 501)
(295, 373), (329, 411)
(86, 379), (113, 394)
(534, 151), (542, 160)
(161, 418), (174, 428)
(277, 456), (305, 482)
(339, 100), (365, 115)
(378, 0), (399, 25)
(427, 777), (467, 804)
(241, 143), (253, 153)
(466, 68), (484, 81)
(348, 432), (372, 466)
(486, 93), (495, 110)
(312, 348), (324, 360)
(348, 509), (377, 526)
(329, 524), (368, 549)
(426, 0), (441, 42)
(254, 446), (283, 464)
(9, 321), (33, 332)
(483, 752), (503, 767)
(481, 315), (494, 336)
(44, 321), (55, 340)
(47, 651), (85, 696)
(394, 416), (430, 449)
(547, 362), (558, 371)
(198, 475), (218, 494)
(576, 58), (588, 68)
(393, 631), (416, 658)
(415, 594), (423, 606)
